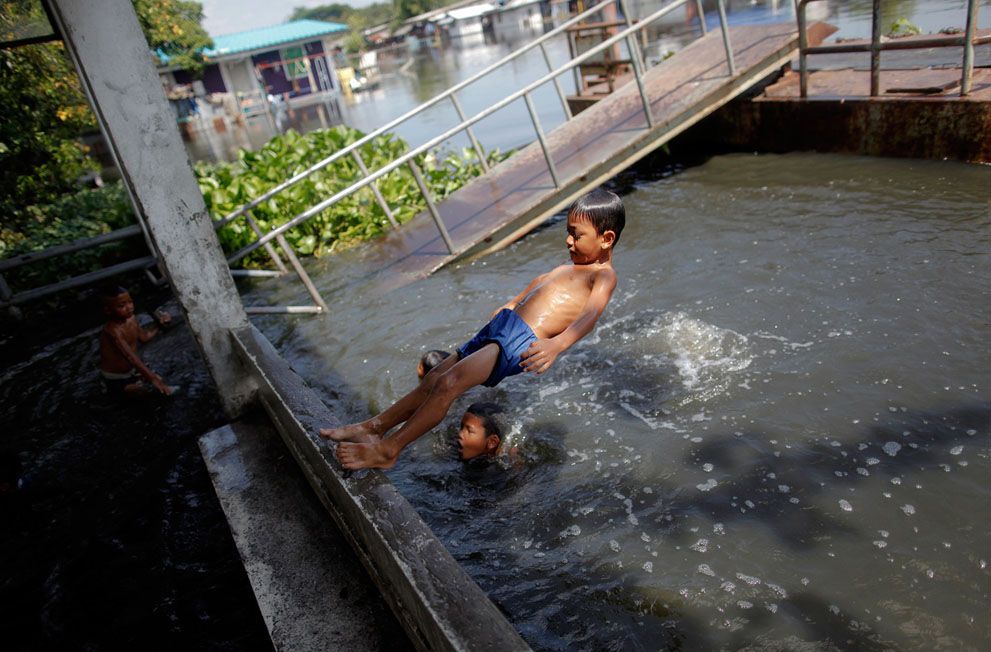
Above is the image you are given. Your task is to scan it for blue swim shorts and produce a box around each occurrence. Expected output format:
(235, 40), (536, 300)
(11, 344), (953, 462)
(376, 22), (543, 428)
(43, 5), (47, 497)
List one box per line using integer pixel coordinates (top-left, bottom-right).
(457, 308), (538, 387)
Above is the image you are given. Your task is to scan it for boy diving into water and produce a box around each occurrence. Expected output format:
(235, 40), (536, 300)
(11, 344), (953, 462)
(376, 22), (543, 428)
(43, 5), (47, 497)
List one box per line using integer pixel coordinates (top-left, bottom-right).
(320, 188), (625, 469)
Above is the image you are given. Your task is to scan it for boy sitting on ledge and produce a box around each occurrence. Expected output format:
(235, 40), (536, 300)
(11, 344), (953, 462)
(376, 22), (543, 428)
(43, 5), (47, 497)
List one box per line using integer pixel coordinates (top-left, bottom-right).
(321, 188), (624, 469)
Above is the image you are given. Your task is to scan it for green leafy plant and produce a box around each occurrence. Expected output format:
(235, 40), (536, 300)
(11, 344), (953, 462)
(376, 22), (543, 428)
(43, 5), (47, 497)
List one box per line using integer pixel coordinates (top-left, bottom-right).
(197, 125), (510, 264)
(888, 18), (921, 37)
(1, 125), (511, 292)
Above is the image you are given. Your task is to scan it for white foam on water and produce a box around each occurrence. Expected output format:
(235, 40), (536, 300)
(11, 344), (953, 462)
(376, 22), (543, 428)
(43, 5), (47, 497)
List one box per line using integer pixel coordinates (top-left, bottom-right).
(559, 525), (581, 539)
(690, 538), (709, 553)
(950, 445), (964, 455)
(901, 504), (916, 516)
(883, 441), (902, 457)
(697, 478), (718, 492)
(766, 582), (787, 598)
(736, 573), (761, 585)
(643, 562), (654, 573)
(839, 499), (853, 512)
(698, 564), (715, 577)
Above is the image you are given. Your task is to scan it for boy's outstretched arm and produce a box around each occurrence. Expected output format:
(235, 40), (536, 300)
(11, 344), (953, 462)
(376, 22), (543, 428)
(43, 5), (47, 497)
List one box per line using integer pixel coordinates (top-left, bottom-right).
(110, 330), (171, 395)
(520, 269), (617, 374)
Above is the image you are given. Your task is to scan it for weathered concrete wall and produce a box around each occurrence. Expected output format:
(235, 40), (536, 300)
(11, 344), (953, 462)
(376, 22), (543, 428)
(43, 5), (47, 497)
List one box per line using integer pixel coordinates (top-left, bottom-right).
(199, 417), (410, 651)
(230, 325), (531, 652)
(47, 0), (256, 415)
(678, 97), (991, 163)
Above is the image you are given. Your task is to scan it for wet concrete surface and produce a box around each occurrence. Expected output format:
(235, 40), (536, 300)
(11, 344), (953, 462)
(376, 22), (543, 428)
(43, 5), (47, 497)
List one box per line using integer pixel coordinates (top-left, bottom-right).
(199, 417), (410, 652)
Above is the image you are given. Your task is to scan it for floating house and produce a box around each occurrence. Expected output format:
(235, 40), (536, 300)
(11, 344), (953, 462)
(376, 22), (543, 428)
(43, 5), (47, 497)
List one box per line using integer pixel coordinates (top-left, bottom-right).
(443, 4), (494, 39)
(158, 20), (348, 117)
(489, 0), (547, 39)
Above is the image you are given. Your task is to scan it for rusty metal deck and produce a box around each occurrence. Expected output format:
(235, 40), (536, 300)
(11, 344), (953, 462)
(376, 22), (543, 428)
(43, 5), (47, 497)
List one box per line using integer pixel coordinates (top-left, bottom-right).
(359, 22), (833, 294)
(760, 67), (991, 101)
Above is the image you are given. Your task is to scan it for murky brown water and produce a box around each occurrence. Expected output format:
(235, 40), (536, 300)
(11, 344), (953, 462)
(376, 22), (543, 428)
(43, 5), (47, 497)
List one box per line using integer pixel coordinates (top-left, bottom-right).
(249, 152), (991, 650)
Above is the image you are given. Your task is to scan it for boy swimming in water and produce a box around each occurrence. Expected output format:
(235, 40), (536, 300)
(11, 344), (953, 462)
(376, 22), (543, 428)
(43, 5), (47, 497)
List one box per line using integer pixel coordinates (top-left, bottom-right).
(99, 286), (173, 397)
(458, 402), (508, 461)
(321, 187), (624, 469)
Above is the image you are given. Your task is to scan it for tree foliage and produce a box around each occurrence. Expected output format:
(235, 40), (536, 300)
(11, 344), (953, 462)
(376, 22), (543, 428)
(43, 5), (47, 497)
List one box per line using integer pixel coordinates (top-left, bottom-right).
(134, 0), (212, 72)
(0, 3), (96, 231)
(394, 0), (438, 21)
(291, 3), (395, 28)
(0, 0), (211, 238)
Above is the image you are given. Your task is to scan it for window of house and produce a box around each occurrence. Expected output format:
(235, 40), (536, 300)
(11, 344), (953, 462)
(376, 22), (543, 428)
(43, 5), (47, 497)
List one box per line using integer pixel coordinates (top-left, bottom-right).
(281, 46), (308, 79)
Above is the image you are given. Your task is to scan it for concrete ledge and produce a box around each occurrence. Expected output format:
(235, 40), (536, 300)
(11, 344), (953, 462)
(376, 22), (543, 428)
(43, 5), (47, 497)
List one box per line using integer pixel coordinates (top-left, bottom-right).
(230, 325), (530, 652)
(198, 417), (409, 651)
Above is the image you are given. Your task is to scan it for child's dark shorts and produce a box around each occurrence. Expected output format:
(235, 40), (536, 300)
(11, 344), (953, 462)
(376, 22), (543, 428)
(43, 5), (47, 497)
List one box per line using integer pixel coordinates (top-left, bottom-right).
(101, 369), (140, 396)
(457, 309), (538, 387)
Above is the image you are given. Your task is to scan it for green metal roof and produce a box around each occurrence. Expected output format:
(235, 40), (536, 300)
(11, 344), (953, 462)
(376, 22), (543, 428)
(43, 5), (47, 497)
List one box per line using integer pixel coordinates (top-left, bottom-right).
(205, 20), (347, 58)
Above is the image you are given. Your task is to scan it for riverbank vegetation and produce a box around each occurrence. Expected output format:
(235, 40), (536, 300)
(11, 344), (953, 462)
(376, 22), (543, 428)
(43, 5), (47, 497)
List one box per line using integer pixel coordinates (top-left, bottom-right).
(1, 126), (508, 288)
(198, 126), (509, 262)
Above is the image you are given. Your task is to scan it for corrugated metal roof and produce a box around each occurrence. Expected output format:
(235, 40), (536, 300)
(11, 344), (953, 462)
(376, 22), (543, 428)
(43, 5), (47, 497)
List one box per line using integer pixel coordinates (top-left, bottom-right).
(205, 20), (347, 58)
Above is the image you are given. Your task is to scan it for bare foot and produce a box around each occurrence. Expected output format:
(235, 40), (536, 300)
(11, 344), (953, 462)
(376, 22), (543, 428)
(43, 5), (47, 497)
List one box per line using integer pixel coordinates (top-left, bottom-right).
(336, 441), (398, 470)
(319, 421), (380, 443)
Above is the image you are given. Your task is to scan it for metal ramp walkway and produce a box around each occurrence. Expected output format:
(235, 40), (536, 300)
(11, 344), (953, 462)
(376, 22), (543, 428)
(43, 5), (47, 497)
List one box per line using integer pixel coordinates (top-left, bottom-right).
(360, 21), (835, 294)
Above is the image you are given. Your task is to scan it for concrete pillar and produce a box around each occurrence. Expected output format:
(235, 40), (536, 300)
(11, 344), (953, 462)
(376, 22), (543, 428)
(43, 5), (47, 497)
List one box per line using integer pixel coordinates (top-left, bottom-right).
(45, 0), (257, 416)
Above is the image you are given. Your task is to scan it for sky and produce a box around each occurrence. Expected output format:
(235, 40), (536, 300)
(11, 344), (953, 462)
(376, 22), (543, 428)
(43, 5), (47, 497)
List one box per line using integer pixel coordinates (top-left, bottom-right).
(199, 0), (379, 36)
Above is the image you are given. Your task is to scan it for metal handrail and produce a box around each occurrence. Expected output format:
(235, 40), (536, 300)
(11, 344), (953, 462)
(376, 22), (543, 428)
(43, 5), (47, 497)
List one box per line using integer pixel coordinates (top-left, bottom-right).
(211, 0), (639, 231)
(227, 0), (733, 265)
(797, 0), (984, 98)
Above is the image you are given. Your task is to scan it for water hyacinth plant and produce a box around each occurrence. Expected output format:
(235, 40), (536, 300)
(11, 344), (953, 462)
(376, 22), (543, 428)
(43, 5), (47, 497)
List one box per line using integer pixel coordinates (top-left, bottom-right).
(2, 126), (510, 288)
(197, 126), (510, 264)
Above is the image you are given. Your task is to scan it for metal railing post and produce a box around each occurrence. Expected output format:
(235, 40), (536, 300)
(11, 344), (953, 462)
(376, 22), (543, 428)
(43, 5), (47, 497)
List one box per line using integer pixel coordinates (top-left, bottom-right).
(274, 233), (329, 313)
(245, 211), (289, 273)
(539, 42), (573, 120)
(798, 0), (809, 98)
(351, 149), (400, 227)
(870, 0), (882, 96)
(695, 0), (707, 34)
(523, 92), (561, 189)
(961, 0), (980, 96)
(449, 94), (490, 172)
(626, 35), (655, 128)
(716, 0), (736, 76)
(408, 161), (456, 254)
(618, 0), (647, 72)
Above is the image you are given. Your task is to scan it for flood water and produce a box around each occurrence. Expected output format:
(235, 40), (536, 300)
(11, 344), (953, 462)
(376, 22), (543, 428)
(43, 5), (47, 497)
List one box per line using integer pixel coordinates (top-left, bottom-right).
(244, 152), (991, 650)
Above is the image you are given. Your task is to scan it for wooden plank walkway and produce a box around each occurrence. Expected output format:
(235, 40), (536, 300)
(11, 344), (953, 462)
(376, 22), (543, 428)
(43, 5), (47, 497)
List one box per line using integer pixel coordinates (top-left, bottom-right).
(360, 21), (835, 294)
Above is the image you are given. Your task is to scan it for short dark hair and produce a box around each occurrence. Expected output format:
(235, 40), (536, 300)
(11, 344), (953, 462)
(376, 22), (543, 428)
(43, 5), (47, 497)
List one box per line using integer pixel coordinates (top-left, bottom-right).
(101, 285), (129, 305)
(465, 402), (506, 441)
(569, 188), (625, 245)
(420, 350), (450, 374)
